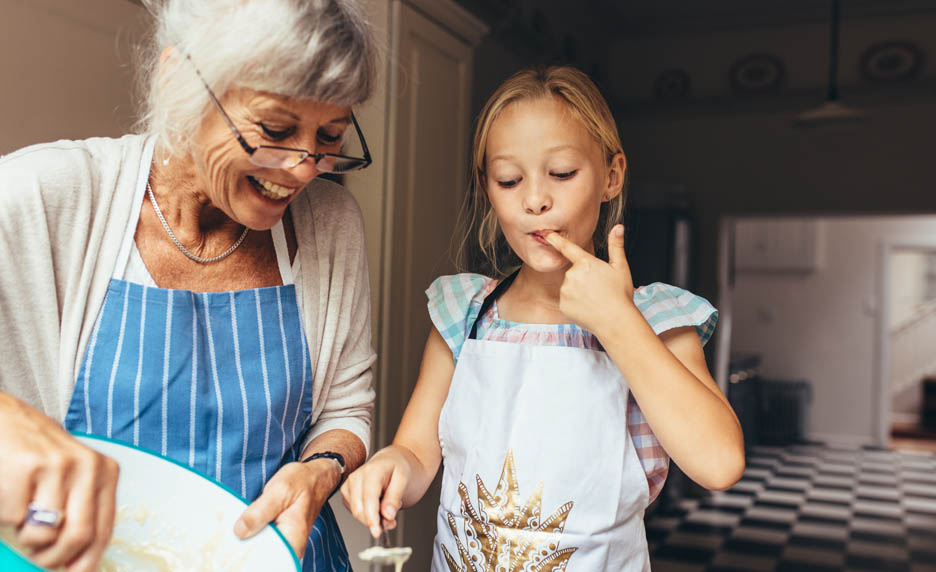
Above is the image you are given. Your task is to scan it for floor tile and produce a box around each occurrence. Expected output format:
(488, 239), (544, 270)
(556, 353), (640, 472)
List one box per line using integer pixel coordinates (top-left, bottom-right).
(709, 550), (777, 572)
(852, 499), (905, 520)
(808, 487), (854, 505)
(647, 558), (708, 572)
(758, 489), (807, 507)
(644, 443), (935, 572)
(730, 524), (789, 546)
(855, 484), (902, 502)
(791, 520), (850, 542)
(799, 500), (851, 523)
(781, 544), (847, 567)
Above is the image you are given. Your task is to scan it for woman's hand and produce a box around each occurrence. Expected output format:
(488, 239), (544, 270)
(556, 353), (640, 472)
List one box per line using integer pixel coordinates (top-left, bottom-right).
(340, 447), (410, 538)
(544, 224), (636, 336)
(0, 393), (120, 572)
(234, 459), (340, 559)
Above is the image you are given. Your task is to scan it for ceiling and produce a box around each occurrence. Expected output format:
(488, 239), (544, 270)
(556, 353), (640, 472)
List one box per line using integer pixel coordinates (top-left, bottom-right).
(456, 0), (936, 108)
(602, 0), (936, 33)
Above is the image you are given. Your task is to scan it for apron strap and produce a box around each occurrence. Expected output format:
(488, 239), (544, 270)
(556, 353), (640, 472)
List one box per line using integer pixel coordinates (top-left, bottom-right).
(467, 268), (520, 340)
(270, 220), (294, 285)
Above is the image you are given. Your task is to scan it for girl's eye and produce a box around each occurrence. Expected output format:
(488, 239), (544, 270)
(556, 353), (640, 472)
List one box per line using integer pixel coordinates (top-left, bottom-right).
(259, 123), (296, 141)
(551, 170), (578, 180)
(317, 129), (343, 146)
(497, 178), (521, 189)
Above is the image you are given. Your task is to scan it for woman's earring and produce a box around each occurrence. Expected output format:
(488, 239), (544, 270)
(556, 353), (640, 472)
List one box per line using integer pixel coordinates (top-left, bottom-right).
(162, 156), (170, 166)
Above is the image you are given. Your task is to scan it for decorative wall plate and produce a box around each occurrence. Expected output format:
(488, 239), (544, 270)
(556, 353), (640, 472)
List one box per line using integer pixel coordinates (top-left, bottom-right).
(860, 41), (923, 82)
(730, 54), (786, 94)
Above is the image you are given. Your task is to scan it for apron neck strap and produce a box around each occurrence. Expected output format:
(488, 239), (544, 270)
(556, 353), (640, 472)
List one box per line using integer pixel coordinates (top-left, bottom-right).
(270, 219), (293, 285)
(468, 268), (520, 340)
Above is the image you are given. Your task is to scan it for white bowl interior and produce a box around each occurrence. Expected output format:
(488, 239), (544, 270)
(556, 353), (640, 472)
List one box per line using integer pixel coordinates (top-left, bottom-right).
(0, 433), (299, 571)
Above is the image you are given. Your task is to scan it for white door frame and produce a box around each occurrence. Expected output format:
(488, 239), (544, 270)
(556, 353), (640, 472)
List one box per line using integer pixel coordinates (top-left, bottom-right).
(874, 236), (936, 447)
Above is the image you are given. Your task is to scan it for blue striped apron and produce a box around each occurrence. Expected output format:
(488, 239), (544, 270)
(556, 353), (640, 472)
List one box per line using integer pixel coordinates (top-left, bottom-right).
(64, 151), (350, 571)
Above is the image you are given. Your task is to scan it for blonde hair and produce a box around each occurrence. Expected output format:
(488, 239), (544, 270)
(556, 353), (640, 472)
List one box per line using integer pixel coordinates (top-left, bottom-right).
(455, 66), (627, 276)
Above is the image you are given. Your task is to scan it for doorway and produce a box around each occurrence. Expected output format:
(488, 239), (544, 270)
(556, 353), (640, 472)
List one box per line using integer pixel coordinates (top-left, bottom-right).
(715, 214), (936, 450)
(879, 241), (936, 454)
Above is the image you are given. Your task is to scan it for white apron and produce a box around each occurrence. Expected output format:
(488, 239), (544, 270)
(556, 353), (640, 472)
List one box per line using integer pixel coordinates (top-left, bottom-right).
(431, 272), (652, 572)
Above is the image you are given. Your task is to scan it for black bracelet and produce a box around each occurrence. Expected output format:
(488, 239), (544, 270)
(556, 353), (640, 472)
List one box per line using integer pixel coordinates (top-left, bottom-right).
(301, 452), (346, 496)
(301, 451), (346, 475)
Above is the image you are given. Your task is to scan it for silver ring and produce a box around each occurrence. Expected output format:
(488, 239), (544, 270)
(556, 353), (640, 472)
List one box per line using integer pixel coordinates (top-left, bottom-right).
(25, 503), (63, 528)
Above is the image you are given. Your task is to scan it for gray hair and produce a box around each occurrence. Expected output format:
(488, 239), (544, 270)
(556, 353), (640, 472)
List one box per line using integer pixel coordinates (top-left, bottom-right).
(137, 0), (377, 156)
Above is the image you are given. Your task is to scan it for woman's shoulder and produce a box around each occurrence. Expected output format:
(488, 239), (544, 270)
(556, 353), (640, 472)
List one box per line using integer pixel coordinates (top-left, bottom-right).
(0, 135), (147, 202)
(633, 282), (718, 346)
(0, 134), (147, 177)
(0, 134), (148, 224)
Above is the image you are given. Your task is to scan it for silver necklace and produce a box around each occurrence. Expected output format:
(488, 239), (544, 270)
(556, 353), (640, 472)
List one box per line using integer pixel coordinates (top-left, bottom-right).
(146, 182), (249, 264)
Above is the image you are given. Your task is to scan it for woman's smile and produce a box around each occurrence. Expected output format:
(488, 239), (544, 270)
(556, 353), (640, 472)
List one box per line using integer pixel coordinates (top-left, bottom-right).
(247, 175), (301, 201)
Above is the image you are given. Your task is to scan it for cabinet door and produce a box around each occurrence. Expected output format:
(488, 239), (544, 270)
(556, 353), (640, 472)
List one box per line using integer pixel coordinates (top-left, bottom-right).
(735, 218), (821, 272)
(380, 1), (475, 567)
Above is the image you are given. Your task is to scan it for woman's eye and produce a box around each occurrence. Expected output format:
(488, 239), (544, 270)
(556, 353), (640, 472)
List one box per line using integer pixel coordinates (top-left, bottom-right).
(259, 123), (296, 140)
(497, 178), (521, 189)
(317, 129), (343, 146)
(551, 169), (578, 180)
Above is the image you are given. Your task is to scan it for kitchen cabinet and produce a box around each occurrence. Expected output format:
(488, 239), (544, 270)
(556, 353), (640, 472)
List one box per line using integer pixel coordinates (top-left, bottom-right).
(734, 217), (822, 272)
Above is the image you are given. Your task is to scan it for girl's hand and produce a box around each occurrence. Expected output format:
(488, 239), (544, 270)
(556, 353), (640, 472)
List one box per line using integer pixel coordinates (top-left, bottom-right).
(0, 392), (120, 572)
(544, 224), (636, 336)
(340, 447), (409, 538)
(234, 459), (340, 559)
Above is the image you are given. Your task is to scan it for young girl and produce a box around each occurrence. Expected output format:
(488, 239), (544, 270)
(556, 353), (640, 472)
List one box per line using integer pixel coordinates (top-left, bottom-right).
(341, 66), (744, 571)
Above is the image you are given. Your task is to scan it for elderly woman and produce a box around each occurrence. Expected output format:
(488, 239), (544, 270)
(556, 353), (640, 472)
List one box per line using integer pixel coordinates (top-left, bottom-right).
(0, 0), (377, 570)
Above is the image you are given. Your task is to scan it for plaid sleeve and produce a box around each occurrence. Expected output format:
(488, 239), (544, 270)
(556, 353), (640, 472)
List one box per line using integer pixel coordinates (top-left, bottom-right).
(628, 393), (670, 503)
(633, 282), (718, 346)
(426, 273), (493, 363)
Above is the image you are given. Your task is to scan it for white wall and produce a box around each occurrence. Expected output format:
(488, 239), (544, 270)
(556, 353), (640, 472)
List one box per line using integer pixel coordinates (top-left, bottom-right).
(730, 215), (936, 445)
(0, 0), (145, 154)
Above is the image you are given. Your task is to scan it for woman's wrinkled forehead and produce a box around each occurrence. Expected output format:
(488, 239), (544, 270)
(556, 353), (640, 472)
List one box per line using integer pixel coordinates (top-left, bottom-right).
(231, 88), (352, 124)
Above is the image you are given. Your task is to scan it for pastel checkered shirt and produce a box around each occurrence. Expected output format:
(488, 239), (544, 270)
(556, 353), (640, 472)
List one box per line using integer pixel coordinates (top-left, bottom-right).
(426, 273), (718, 503)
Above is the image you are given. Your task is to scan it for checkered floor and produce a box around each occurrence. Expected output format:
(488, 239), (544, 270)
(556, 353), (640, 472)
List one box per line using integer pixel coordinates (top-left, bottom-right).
(645, 444), (936, 572)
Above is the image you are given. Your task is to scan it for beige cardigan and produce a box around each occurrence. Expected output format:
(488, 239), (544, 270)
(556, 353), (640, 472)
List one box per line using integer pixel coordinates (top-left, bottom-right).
(0, 134), (375, 453)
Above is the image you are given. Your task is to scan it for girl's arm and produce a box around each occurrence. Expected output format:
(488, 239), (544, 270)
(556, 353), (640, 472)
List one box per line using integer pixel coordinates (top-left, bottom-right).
(600, 311), (744, 490)
(545, 227), (745, 491)
(340, 327), (455, 537)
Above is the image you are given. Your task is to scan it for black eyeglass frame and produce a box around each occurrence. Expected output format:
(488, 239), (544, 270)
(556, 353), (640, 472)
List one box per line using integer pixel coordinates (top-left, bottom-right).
(188, 56), (372, 173)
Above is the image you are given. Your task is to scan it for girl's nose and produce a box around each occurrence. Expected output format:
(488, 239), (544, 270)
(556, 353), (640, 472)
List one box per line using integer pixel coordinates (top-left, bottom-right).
(523, 185), (552, 214)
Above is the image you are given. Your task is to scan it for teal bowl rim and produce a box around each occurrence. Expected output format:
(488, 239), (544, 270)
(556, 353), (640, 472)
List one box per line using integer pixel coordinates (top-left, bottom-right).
(0, 541), (44, 571)
(0, 432), (301, 571)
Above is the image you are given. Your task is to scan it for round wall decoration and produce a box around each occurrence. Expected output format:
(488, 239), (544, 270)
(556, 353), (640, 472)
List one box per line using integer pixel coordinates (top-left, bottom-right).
(729, 54), (786, 94)
(860, 41), (923, 82)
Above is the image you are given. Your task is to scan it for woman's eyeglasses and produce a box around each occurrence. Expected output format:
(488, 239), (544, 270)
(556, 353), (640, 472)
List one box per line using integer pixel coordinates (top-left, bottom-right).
(189, 56), (371, 173)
